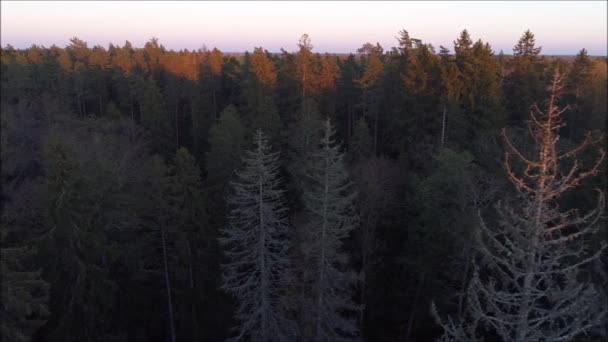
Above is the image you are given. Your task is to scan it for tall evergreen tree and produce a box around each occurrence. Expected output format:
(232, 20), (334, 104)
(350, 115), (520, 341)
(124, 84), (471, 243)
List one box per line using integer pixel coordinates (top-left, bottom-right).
(296, 34), (317, 103)
(220, 130), (295, 341)
(335, 54), (361, 145)
(505, 29), (546, 126)
(299, 118), (360, 341)
(356, 43), (384, 155)
(286, 98), (323, 198)
(564, 48), (595, 140)
(164, 147), (209, 341)
(241, 48), (282, 142)
(39, 136), (118, 341)
(205, 105), (247, 226)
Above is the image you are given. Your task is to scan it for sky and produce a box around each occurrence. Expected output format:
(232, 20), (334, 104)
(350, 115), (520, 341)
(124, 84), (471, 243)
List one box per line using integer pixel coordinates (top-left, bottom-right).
(1, 1), (607, 55)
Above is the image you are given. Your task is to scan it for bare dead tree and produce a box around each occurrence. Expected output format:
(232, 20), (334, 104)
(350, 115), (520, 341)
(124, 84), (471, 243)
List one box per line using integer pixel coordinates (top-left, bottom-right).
(433, 69), (607, 341)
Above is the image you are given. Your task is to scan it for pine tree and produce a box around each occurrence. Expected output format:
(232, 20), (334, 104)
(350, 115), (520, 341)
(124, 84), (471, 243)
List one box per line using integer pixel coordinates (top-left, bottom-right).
(296, 34), (316, 103)
(300, 118), (360, 341)
(192, 47), (224, 156)
(112, 41), (135, 75)
(433, 70), (607, 342)
(241, 48), (282, 142)
(220, 130), (294, 341)
(335, 54), (361, 145)
(438, 45), (462, 150)
(356, 42), (384, 155)
(318, 54), (340, 117)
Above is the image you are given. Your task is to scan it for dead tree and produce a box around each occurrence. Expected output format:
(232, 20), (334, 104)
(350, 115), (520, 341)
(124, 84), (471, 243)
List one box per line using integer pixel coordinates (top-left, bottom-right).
(433, 70), (607, 341)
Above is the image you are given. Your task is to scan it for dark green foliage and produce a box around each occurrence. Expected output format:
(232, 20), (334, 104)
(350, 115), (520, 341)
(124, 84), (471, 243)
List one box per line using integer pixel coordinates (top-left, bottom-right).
(1, 231), (50, 342)
(349, 116), (373, 162)
(285, 98), (323, 200)
(205, 105), (247, 228)
(298, 119), (360, 341)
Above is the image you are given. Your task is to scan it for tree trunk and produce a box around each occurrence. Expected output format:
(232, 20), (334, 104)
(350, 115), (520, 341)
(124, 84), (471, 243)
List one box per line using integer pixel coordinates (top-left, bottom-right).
(161, 227), (177, 342)
(457, 245), (471, 317)
(257, 136), (269, 342)
(99, 94), (103, 116)
(83, 96), (88, 116)
(405, 271), (426, 341)
(373, 110), (378, 157)
(175, 104), (180, 149)
(358, 213), (375, 324)
(440, 105), (447, 150)
(77, 94), (83, 117)
(347, 105), (353, 148)
(315, 150), (330, 340)
(130, 97), (135, 142)
(189, 263), (198, 341)
(212, 90), (217, 119)
(302, 69), (306, 105)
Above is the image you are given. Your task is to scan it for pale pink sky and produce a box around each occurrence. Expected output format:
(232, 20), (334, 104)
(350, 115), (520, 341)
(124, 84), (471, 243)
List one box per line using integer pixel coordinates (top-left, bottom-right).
(1, 1), (606, 55)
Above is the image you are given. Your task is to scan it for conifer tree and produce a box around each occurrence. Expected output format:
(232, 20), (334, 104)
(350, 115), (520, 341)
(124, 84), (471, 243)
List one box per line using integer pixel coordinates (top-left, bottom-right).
(335, 54), (361, 144)
(286, 98), (323, 197)
(242, 48), (282, 142)
(165, 147), (208, 341)
(356, 43), (384, 155)
(220, 130), (294, 341)
(206, 106), (246, 187)
(300, 118), (360, 341)
(205, 105), (246, 224)
(140, 77), (172, 155)
(505, 29), (546, 125)
(296, 34), (316, 103)
(433, 70), (607, 342)
(318, 53), (340, 117)
(564, 48), (595, 140)
(39, 137), (118, 341)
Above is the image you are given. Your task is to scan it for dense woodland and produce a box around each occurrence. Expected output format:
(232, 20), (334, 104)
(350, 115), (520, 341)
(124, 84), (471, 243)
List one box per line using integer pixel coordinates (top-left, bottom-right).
(1, 29), (607, 341)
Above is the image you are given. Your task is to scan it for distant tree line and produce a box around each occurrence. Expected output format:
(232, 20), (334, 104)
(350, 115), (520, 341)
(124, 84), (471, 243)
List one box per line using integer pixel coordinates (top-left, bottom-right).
(1, 29), (606, 341)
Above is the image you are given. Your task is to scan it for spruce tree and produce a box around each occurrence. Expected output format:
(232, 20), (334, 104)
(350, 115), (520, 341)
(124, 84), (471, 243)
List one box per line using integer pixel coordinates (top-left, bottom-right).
(220, 130), (294, 341)
(206, 105), (246, 199)
(165, 147), (208, 341)
(286, 98), (323, 197)
(300, 118), (360, 341)
(505, 29), (546, 126)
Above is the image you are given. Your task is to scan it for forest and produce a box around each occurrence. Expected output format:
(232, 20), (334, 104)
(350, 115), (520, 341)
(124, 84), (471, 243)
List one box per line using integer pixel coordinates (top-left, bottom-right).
(1, 29), (606, 342)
